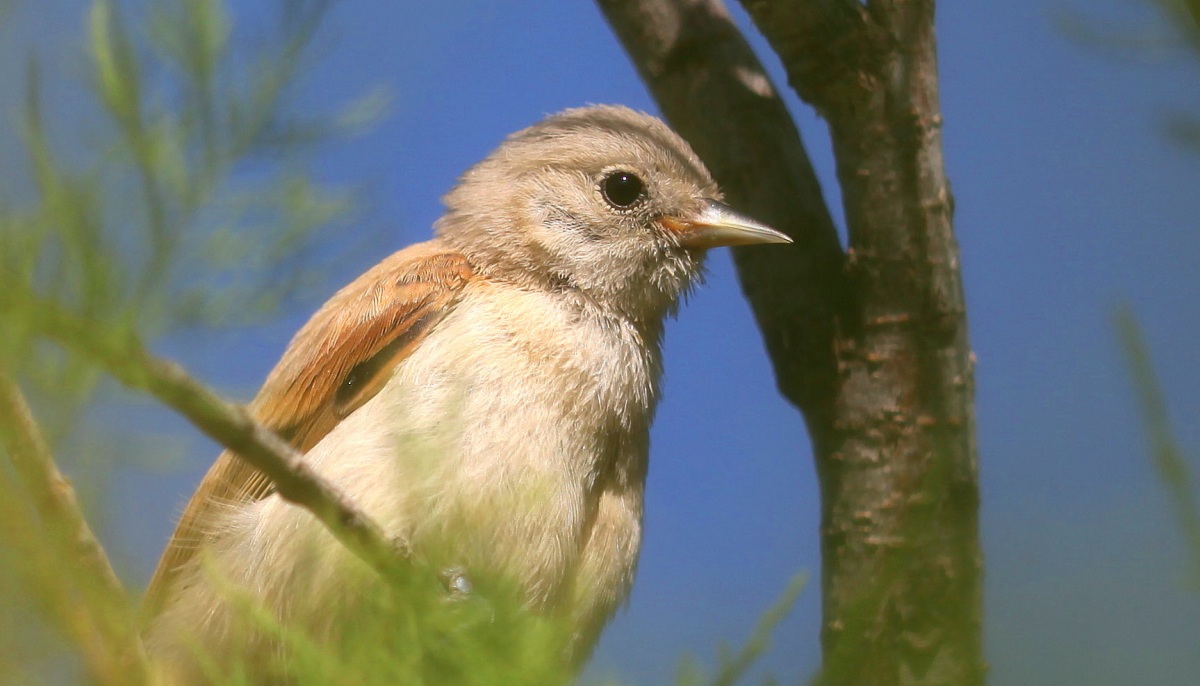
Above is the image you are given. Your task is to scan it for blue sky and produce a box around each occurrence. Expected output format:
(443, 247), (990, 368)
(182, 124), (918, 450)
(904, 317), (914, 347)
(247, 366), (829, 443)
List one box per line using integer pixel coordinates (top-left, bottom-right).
(5, 1), (1200, 684)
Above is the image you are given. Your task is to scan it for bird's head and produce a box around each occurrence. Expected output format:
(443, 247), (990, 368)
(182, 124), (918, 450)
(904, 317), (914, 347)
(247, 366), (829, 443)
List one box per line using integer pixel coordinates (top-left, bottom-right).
(436, 105), (790, 322)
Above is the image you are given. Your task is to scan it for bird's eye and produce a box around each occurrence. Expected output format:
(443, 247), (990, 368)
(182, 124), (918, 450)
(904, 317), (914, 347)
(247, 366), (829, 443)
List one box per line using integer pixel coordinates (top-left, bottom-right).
(600, 171), (645, 209)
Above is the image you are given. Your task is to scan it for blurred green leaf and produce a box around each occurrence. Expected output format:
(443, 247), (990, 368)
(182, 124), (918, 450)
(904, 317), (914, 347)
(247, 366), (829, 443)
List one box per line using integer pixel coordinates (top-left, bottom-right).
(89, 0), (142, 129)
(1116, 307), (1200, 590)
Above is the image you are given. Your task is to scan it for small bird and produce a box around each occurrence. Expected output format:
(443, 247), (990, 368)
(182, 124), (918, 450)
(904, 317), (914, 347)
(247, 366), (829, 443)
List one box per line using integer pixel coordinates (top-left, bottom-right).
(143, 105), (789, 682)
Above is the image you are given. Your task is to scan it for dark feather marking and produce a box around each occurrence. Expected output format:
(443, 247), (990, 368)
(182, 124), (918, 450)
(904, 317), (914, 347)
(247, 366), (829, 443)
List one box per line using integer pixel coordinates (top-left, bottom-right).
(334, 310), (438, 416)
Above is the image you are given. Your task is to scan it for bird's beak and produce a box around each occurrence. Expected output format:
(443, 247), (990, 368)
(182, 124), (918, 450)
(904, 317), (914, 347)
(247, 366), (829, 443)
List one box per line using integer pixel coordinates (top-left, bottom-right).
(659, 199), (792, 249)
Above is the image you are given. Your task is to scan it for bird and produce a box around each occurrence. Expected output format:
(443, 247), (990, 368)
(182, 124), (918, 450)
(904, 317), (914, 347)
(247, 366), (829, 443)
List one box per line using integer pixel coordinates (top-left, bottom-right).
(142, 105), (790, 683)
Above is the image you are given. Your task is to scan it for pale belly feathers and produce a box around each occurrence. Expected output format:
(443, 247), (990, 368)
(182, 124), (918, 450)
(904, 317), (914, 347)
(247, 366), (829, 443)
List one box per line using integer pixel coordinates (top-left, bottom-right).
(152, 278), (662, 661)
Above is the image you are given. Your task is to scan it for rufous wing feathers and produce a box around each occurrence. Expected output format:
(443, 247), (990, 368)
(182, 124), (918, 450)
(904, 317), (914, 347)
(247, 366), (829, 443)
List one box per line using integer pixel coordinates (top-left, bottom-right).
(142, 240), (475, 616)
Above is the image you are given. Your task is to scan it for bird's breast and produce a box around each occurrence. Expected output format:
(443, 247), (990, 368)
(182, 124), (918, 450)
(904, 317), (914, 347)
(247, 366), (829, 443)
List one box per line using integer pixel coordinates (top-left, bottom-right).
(306, 280), (659, 617)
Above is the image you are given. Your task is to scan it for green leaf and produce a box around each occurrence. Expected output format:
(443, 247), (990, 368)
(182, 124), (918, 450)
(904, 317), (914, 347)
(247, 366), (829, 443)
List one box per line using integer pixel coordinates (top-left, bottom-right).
(89, 0), (142, 128)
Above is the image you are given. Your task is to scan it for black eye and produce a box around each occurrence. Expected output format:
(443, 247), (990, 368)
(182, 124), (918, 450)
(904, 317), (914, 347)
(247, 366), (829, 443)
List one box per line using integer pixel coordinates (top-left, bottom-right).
(600, 171), (644, 209)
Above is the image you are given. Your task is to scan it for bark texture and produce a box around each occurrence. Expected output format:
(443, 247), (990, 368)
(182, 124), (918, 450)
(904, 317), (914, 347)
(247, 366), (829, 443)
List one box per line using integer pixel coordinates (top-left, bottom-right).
(599, 1), (982, 684)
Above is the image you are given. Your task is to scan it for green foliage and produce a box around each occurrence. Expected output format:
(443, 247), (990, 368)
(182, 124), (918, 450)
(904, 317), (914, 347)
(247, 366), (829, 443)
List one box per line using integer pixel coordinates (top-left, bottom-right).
(0, 0), (369, 408)
(675, 574), (806, 686)
(1067, 0), (1200, 590)
(0, 0), (375, 681)
(1117, 308), (1200, 590)
(165, 566), (804, 685)
(1061, 0), (1200, 153)
(176, 557), (576, 685)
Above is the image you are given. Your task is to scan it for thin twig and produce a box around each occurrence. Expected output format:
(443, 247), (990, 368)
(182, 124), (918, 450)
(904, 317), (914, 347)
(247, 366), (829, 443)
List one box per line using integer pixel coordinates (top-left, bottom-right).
(0, 365), (150, 685)
(0, 470), (118, 680)
(3, 290), (420, 592)
(0, 366), (130, 610)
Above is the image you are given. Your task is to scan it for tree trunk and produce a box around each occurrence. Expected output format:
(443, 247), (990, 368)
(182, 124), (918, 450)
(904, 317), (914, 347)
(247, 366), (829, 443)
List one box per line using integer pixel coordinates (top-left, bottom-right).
(598, 1), (983, 684)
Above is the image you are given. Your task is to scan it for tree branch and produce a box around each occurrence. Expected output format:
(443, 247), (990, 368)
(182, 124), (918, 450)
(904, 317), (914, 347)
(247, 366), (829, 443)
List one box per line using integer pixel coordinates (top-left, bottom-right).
(3, 292), (423, 597)
(739, 0), (878, 117)
(597, 0), (845, 421)
(0, 366), (150, 685)
(737, 1), (982, 684)
(602, 1), (983, 683)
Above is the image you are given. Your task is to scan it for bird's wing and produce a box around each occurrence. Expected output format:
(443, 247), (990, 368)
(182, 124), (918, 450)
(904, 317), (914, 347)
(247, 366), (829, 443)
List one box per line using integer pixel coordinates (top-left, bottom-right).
(143, 240), (476, 614)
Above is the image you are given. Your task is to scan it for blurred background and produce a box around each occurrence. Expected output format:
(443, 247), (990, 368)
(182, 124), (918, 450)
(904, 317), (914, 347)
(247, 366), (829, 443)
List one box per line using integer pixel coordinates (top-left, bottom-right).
(1, 1), (1198, 684)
